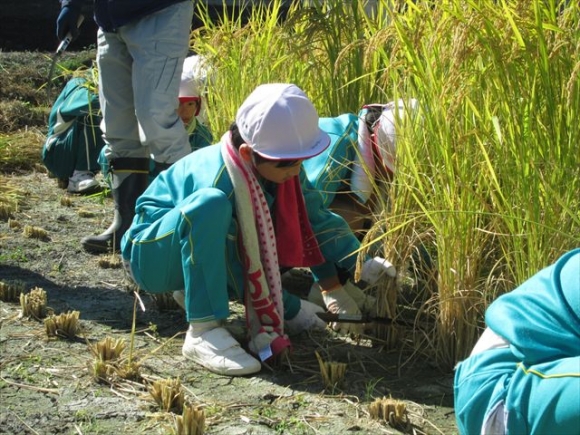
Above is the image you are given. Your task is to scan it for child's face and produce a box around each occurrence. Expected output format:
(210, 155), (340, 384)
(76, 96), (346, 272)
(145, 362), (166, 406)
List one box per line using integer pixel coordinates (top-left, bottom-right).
(177, 100), (200, 125)
(253, 157), (303, 184)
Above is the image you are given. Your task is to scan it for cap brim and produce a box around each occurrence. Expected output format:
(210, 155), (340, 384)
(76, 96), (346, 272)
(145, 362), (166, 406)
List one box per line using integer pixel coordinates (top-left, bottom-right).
(253, 129), (330, 161)
(179, 96), (201, 103)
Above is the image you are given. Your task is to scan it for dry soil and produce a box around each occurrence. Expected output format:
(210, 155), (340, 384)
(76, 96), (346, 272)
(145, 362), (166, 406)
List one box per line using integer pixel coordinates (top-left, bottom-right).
(0, 169), (458, 435)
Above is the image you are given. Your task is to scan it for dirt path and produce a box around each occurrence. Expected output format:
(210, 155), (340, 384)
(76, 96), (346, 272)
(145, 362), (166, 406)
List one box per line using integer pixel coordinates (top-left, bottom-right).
(0, 170), (457, 434)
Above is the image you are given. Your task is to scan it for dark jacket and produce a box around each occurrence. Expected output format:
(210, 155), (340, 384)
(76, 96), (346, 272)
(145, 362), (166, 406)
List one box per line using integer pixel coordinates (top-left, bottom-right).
(61, 0), (189, 32)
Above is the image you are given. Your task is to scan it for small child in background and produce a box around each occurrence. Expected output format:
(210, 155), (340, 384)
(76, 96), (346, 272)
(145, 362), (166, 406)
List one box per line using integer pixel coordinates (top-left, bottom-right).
(99, 55), (214, 182)
(42, 71), (104, 194)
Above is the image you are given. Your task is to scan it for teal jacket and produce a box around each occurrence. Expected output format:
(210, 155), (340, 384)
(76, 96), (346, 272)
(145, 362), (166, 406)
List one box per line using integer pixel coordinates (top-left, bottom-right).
(454, 248), (580, 435)
(42, 76), (104, 179)
(303, 113), (360, 208)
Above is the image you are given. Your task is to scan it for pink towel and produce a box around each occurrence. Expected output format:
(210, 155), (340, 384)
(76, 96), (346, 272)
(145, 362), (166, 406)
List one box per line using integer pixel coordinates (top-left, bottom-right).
(275, 176), (324, 268)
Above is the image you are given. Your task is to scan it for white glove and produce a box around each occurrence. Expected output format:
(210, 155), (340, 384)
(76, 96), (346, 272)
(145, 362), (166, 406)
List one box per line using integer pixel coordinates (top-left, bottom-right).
(306, 282), (325, 309)
(343, 280), (376, 314)
(321, 286), (363, 335)
(285, 299), (327, 336)
(360, 256), (397, 285)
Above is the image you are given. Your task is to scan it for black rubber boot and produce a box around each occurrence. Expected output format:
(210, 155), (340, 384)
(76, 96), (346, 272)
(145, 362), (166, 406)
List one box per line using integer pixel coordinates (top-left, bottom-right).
(81, 158), (149, 254)
(150, 161), (172, 179)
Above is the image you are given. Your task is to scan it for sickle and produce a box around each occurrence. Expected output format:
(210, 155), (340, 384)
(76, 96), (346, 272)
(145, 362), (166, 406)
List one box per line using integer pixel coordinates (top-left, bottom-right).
(46, 15), (85, 102)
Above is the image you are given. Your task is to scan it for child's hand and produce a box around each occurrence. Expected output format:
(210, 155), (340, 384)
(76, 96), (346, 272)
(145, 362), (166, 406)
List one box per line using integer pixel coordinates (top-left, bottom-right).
(285, 300), (327, 336)
(322, 286), (363, 335)
(343, 280), (376, 314)
(360, 256), (396, 285)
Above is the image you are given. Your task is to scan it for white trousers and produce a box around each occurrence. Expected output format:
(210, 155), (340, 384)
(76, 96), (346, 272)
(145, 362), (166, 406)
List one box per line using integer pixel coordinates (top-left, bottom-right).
(98, 1), (194, 164)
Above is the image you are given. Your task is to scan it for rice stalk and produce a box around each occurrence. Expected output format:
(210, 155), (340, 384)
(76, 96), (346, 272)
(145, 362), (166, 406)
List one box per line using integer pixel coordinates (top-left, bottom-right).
(93, 336), (126, 361)
(8, 218), (21, 229)
(0, 175), (22, 220)
(0, 280), (26, 303)
(91, 292), (144, 383)
(360, 0), (580, 369)
(174, 403), (205, 435)
(20, 287), (48, 319)
(77, 208), (96, 217)
(0, 129), (45, 171)
(315, 351), (347, 390)
(98, 255), (122, 269)
(23, 225), (49, 241)
(89, 335), (141, 383)
(149, 378), (184, 413)
(44, 310), (80, 339)
(368, 396), (409, 430)
(153, 292), (183, 311)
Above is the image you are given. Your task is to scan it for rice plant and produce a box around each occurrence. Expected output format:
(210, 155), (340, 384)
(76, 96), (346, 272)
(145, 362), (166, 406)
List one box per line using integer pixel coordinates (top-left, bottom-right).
(315, 350), (347, 390)
(0, 175), (22, 220)
(174, 403), (205, 435)
(149, 378), (185, 414)
(0, 280), (26, 303)
(23, 224), (49, 241)
(369, 396), (409, 430)
(192, 0), (579, 370)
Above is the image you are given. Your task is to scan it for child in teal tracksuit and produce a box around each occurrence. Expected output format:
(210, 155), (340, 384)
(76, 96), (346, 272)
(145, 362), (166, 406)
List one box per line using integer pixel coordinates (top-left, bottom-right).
(42, 72), (104, 194)
(454, 248), (580, 435)
(121, 84), (396, 376)
(302, 101), (417, 312)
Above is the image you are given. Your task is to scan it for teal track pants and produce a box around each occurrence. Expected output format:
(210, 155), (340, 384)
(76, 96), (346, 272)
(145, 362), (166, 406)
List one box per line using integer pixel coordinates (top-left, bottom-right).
(123, 188), (232, 322)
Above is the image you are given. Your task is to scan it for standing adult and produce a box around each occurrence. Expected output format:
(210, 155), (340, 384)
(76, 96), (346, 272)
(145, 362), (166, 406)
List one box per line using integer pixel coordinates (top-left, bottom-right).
(55, 0), (195, 253)
(98, 54), (214, 184)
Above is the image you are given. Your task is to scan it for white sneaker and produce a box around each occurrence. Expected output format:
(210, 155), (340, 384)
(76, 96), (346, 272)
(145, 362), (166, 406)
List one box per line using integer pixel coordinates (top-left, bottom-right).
(67, 170), (100, 194)
(182, 326), (261, 376)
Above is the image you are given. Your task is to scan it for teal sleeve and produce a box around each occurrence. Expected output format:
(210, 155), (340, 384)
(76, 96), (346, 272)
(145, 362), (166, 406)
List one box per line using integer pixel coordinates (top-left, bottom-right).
(188, 123), (214, 152)
(303, 114), (359, 208)
(283, 289), (301, 320)
(486, 248), (580, 363)
(300, 169), (362, 281)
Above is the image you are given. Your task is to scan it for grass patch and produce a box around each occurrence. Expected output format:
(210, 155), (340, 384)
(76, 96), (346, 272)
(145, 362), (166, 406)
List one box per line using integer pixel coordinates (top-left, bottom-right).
(0, 130), (45, 172)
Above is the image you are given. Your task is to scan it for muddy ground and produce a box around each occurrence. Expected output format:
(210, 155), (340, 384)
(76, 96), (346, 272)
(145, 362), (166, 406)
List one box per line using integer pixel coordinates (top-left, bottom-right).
(0, 168), (458, 435)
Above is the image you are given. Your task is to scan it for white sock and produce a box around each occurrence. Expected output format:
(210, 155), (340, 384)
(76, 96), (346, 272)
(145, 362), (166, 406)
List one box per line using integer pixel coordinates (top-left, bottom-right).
(188, 320), (220, 338)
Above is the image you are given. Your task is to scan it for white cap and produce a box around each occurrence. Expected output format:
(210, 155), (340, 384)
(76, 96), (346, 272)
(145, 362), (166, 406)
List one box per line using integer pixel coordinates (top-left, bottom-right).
(375, 99), (418, 173)
(179, 55), (207, 102)
(235, 83), (330, 160)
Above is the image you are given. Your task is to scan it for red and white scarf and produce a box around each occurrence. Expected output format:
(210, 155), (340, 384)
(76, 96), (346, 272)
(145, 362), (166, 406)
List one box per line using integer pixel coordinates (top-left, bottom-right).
(221, 133), (325, 360)
(221, 134), (288, 360)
